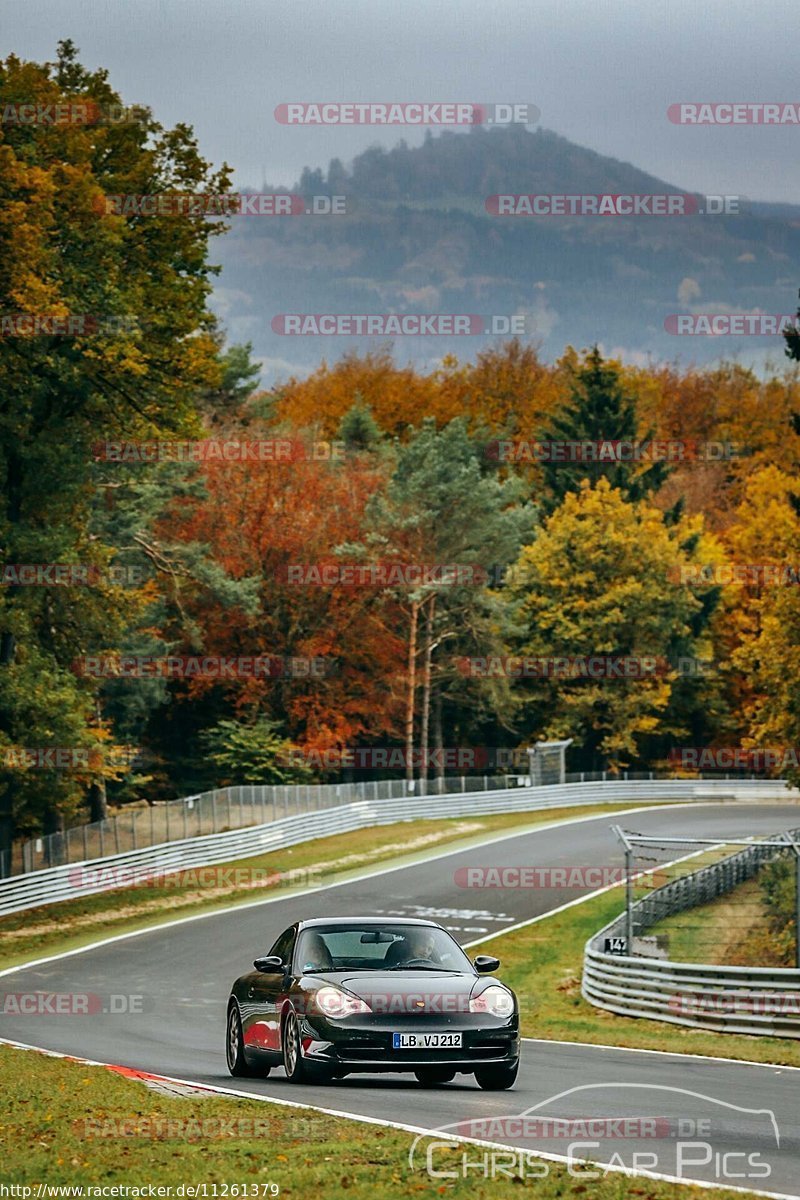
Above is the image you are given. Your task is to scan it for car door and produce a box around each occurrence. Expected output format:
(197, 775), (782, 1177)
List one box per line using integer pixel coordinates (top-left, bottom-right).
(243, 925), (297, 1054)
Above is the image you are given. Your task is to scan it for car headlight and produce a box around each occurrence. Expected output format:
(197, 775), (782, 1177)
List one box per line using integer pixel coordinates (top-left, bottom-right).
(469, 985), (514, 1018)
(314, 986), (372, 1018)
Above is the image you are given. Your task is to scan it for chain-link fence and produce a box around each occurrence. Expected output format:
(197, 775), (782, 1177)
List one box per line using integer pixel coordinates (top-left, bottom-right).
(608, 826), (800, 967)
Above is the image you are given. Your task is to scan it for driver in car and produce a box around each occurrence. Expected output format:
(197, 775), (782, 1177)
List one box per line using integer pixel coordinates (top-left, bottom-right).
(385, 928), (439, 967)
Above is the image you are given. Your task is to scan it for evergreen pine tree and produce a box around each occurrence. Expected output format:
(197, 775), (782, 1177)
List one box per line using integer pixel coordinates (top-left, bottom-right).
(537, 347), (672, 516)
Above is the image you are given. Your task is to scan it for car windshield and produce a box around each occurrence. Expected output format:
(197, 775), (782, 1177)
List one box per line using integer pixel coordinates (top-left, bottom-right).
(295, 923), (473, 973)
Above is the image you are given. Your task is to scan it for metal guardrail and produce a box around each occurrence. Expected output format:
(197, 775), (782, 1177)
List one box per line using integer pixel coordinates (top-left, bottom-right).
(583, 827), (800, 1037)
(1, 777), (793, 918)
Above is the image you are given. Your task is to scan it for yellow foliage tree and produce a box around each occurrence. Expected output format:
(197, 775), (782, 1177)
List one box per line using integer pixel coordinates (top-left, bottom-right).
(506, 478), (722, 767)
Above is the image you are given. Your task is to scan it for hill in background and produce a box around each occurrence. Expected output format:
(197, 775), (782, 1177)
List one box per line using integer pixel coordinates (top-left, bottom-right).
(211, 125), (800, 382)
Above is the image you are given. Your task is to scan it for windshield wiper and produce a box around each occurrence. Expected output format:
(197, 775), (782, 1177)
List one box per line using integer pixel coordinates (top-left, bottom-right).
(386, 963), (452, 971)
(307, 965), (380, 972)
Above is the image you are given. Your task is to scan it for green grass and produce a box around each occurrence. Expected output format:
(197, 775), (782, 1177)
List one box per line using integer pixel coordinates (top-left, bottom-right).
(646, 879), (768, 964)
(0, 800), (666, 972)
(0, 1044), (771, 1198)
(644, 862), (796, 969)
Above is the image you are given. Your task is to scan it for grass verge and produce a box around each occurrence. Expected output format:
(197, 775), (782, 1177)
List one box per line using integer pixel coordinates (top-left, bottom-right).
(646, 862), (796, 968)
(647, 879), (770, 965)
(0, 1043), (770, 1198)
(0, 801), (666, 972)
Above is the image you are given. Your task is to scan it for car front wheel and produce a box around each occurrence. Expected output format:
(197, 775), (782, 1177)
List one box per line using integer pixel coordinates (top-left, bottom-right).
(282, 1009), (332, 1084)
(474, 1059), (518, 1090)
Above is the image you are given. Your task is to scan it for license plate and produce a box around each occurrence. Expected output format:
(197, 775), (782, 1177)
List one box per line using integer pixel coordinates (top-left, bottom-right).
(392, 1032), (463, 1049)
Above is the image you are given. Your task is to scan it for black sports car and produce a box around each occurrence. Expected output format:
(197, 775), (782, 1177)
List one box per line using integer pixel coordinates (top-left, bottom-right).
(226, 916), (519, 1089)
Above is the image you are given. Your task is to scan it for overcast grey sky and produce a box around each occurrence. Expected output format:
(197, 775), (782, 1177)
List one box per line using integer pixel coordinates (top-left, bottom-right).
(6, 0), (800, 200)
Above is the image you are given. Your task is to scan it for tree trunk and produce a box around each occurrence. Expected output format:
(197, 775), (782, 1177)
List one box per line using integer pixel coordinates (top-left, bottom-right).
(42, 804), (65, 867)
(434, 689), (444, 790)
(419, 595), (436, 793)
(405, 601), (419, 786)
(89, 777), (109, 822)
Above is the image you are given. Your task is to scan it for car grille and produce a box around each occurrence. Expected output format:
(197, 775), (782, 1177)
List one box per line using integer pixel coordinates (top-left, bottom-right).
(338, 1036), (510, 1062)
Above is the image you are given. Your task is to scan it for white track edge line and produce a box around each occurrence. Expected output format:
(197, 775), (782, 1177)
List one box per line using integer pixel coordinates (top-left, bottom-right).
(519, 1037), (800, 1073)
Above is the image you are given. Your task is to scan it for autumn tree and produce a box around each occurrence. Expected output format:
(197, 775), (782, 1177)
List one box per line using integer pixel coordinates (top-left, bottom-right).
(356, 419), (534, 785)
(734, 310), (800, 782)
(435, 339), (567, 438)
(146, 432), (406, 791)
(726, 466), (800, 775)
(273, 349), (440, 438)
(506, 478), (720, 769)
(0, 41), (230, 857)
(200, 716), (313, 787)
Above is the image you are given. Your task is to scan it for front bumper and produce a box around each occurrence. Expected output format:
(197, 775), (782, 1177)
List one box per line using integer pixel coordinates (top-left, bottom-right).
(298, 1014), (519, 1072)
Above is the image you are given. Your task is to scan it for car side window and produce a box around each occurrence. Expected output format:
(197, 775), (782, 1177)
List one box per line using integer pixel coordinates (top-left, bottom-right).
(268, 927), (296, 968)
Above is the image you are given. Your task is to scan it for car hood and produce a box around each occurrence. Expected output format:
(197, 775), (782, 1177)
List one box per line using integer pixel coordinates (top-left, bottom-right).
(310, 970), (488, 1014)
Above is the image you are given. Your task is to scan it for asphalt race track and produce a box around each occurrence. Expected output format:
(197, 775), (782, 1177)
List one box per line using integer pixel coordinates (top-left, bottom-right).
(3, 802), (800, 1196)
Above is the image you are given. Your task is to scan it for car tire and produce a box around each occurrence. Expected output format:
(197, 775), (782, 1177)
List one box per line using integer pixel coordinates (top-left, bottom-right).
(474, 1060), (519, 1090)
(226, 1002), (266, 1078)
(281, 1009), (332, 1084)
(414, 1067), (457, 1086)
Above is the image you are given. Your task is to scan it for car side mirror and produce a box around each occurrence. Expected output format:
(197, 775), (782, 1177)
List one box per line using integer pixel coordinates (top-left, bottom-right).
(254, 955), (284, 973)
(473, 954), (500, 973)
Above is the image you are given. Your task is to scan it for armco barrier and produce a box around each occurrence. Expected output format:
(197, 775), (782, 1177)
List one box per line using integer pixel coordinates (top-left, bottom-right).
(583, 825), (800, 1037)
(1, 777), (794, 918)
